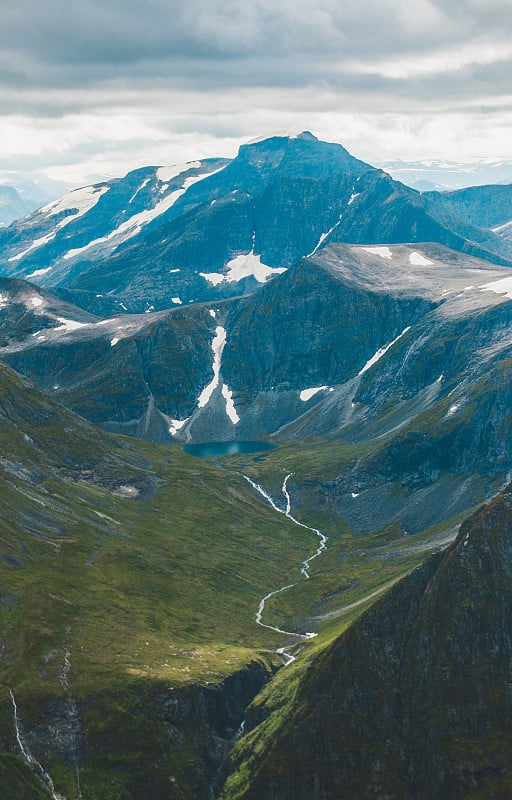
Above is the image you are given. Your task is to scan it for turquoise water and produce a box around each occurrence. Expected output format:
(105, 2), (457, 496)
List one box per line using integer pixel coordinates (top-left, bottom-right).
(183, 440), (277, 458)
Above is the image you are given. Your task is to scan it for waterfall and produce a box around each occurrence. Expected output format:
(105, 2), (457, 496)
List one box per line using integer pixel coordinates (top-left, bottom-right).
(8, 686), (68, 800)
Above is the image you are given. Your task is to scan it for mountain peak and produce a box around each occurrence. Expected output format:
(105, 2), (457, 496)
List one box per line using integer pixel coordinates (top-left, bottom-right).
(245, 130), (318, 145)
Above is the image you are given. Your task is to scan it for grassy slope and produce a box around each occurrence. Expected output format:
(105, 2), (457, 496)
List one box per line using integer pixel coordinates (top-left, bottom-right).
(0, 364), (476, 798)
(0, 366), (321, 796)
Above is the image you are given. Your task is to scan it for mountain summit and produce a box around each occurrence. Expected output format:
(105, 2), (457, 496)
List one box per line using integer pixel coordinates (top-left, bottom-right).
(0, 133), (510, 314)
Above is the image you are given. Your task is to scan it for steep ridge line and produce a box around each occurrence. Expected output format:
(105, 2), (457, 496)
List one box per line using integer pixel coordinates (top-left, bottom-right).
(243, 473), (328, 665)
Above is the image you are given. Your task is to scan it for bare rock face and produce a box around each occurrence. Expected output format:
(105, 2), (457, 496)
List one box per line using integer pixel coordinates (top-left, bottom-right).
(222, 486), (512, 800)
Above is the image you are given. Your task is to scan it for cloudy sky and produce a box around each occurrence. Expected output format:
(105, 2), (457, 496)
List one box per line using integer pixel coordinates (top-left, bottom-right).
(1, 0), (511, 186)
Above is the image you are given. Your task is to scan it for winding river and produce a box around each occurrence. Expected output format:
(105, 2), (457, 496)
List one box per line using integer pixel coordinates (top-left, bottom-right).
(244, 472), (328, 665)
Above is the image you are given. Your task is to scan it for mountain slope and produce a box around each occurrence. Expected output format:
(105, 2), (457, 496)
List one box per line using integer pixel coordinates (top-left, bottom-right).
(426, 183), (512, 234)
(222, 484), (512, 800)
(0, 362), (327, 799)
(235, 246), (512, 534)
(328, 168), (512, 262)
(0, 359), (459, 800)
(2, 242), (512, 542)
(425, 183), (512, 252)
(0, 276), (99, 347)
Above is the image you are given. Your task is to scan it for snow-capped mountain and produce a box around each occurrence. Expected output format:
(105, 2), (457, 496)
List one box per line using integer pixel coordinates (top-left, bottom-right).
(0, 132), (510, 314)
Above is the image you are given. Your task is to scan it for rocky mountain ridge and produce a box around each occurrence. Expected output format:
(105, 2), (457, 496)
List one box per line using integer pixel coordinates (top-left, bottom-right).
(1, 132), (511, 315)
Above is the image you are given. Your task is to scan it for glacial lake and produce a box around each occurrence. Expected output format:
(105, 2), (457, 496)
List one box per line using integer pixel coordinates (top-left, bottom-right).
(183, 440), (277, 458)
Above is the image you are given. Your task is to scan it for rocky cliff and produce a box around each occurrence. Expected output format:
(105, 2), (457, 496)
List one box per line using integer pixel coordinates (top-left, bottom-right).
(2, 663), (270, 800)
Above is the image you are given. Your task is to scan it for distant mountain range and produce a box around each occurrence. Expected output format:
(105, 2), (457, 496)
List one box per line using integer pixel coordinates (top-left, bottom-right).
(381, 157), (512, 191)
(0, 174), (70, 227)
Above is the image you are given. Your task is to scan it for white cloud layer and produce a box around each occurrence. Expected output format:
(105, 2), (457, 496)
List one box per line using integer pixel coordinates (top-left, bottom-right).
(0, 0), (510, 184)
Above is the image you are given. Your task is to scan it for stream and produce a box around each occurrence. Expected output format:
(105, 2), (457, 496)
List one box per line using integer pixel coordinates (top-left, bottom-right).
(244, 472), (329, 665)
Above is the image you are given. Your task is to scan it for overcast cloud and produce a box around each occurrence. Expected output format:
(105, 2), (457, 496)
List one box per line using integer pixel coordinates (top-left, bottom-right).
(0, 0), (511, 185)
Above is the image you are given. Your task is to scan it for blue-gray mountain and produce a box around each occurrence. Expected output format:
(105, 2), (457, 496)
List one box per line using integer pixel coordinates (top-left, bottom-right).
(1, 132), (511, 315)
(426, 183), (512, 244)
(0, 186), (35, 229)
(1, 241), (512, 539)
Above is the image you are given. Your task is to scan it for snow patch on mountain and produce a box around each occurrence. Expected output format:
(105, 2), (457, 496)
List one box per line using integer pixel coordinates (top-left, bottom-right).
(222, 383), (240, 424)
(200, 272), (225, 286)
(156, 161), (202, 183)
(26, 266), (52, 279)
(361, 246), (393, 259)
(169, 417), (190, 436)
(300, 386), (328, 402)
(409, 251), (433, 266)
(9, 233), (59, 262)
(200, 252), (286, 285)
(224, 252), (286, 283)
(492, 219), (512, 233)
(198, 326), (226, 408)
(309, 215), (343, 256)
(42, 185), (109, 218)
(128, 178), (150, 204)
(480, 275), (512, 299)
(196, 324), (240, 423)
(358, 327), (411, 376)
(55, 317), (88, 333)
